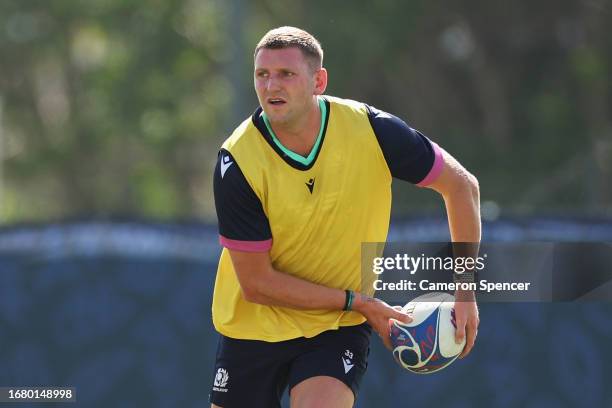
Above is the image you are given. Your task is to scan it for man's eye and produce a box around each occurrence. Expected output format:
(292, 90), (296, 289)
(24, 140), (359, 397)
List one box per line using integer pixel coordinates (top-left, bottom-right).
(257, 72), (268, 78)
(285, 72), (294, 77)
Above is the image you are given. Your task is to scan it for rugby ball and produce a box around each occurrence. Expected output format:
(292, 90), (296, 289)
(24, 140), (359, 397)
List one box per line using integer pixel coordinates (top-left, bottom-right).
(389, 292), (465, 374)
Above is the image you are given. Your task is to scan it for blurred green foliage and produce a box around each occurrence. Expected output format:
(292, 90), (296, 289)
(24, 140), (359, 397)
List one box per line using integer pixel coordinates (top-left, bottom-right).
(0, 0), (611, 222)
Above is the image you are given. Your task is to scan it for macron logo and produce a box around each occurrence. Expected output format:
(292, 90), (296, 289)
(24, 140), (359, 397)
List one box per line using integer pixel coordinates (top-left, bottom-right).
(305, 177), (315, 194)
(342, 349), (354, 374)
(342, 357), (354, 374)
(220, 155), (233, 178)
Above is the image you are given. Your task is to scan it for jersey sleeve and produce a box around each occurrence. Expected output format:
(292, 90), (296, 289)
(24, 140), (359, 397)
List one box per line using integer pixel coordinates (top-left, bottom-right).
(213, 149), (272, 252)
(366, 105), (444, 186)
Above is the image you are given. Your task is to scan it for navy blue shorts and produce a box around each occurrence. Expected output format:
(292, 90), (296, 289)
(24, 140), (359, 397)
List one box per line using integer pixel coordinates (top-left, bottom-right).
(209, 323), (372, 408)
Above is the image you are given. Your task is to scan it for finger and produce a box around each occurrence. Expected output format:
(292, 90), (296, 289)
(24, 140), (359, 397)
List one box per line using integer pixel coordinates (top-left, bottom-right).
(455, 318), (466, 345)
(459, 324), (477, 359)
(381, 331), (393, 350)
(377, 323), (394, 350)
(392, 309), (412, 324)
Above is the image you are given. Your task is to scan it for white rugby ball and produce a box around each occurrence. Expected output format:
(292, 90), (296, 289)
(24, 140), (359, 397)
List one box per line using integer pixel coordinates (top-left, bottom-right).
(388, 292), (465, 374)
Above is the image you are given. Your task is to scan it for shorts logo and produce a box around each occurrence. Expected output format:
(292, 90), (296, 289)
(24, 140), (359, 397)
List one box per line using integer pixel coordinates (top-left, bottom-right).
(213, 368), (229, 392)
(342, 349), (354, 374)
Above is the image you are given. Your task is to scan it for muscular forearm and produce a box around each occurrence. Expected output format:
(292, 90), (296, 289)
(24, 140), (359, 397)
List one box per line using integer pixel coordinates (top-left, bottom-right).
(439, 172), (481, 301)
(241, 265), (347, 310)
(246, 269), (384, 316)
(240, 261), (410, 350)
(228, 249), (352, 310)
(441, 176), (481, 242)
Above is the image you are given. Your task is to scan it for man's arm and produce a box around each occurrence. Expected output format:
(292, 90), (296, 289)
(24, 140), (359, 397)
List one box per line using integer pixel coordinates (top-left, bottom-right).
(426, 147), (481, 358)
(228, 249), (411, 349)
(363, 104), (481, 357)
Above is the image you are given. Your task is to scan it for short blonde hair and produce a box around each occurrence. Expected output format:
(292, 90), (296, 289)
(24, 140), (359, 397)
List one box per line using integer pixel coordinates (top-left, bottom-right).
(254, 26), (323, 71)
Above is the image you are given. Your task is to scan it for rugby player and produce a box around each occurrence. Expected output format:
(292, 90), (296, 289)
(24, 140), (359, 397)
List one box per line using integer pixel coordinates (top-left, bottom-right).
(211, 26), (480, 408)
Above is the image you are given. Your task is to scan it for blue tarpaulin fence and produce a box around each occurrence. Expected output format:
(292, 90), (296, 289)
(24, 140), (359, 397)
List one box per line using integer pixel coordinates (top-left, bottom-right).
(1, 219), (611, 407)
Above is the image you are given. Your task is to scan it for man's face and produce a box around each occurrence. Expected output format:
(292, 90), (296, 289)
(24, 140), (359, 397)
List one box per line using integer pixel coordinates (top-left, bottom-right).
(254, 47), (325, 126)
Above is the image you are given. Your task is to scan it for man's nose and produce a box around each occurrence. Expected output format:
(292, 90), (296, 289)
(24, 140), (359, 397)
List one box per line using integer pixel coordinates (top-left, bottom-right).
(266, 74), (281, 91)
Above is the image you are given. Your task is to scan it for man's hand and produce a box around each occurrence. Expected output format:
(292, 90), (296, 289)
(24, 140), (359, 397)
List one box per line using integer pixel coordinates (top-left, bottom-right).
(352, 295), (412, 350)
(454, 291), (479, 358)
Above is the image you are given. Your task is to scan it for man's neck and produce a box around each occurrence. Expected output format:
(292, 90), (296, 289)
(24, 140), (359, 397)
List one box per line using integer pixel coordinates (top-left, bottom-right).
(269, 98), (321, 157)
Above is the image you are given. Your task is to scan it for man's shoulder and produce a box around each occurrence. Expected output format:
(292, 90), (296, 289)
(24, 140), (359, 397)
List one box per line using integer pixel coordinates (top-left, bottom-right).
(324, 95), (368, 115)
(221, 114), (260, 152)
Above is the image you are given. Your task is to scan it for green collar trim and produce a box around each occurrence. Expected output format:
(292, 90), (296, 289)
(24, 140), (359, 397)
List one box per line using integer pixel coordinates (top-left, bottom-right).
(261, 97), (327, 166)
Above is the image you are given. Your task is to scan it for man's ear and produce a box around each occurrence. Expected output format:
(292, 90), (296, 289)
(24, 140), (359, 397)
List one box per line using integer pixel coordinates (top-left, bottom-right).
(314, 67), (328, 95)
